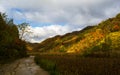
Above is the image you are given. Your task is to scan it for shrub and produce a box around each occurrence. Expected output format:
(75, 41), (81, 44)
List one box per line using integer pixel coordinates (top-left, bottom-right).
(35, 56), (60, 75)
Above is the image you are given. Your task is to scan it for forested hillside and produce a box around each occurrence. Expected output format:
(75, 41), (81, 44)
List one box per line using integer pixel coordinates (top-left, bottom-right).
(0, 13), (27, 62)
(34, 13), (120, 56)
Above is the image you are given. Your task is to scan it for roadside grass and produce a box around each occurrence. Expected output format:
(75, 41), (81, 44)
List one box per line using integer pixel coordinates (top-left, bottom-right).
(35, 55), (60, 75)
(35, 53), (120, 75)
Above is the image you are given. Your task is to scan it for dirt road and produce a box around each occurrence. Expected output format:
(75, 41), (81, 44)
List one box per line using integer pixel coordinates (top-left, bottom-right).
(0, 56), (49, 75)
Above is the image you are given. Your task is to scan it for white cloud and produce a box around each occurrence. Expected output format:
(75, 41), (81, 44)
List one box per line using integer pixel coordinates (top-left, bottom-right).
(0, 6), (6, 13)
(1, 0), (120, 42)
(1, 0), (120, 25)
(25, 24), (82, 43)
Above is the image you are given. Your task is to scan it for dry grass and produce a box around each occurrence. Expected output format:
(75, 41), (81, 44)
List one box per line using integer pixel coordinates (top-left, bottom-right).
(35, 54), (120, 75)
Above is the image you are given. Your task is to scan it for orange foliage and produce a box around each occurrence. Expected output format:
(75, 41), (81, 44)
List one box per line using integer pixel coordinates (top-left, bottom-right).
(113, 25), (120, 31)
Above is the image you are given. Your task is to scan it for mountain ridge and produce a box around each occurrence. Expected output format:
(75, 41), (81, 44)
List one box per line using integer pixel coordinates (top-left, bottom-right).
(32, 13), (120, 56)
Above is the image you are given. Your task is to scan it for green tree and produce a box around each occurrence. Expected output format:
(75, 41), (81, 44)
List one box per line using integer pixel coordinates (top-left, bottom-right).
(0, 13), (27, 62)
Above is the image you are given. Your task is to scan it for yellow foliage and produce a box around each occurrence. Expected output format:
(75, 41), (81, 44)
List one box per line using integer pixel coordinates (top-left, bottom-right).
(63, 36), (78, 44)
(26, 45), (33, 51)
(67, 29), (104, 53)
(107, 31), (120, 50)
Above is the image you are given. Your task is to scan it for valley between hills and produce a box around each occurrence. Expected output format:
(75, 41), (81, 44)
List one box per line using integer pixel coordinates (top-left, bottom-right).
(0, 13), (120, 75)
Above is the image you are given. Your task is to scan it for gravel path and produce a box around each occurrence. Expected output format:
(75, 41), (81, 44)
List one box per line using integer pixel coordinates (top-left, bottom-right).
(0, 56), (49, 75)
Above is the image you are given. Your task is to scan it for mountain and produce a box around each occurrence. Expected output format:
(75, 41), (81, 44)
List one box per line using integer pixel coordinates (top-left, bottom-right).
(34, 13), (120, 56)
(26, 42), (39, 51)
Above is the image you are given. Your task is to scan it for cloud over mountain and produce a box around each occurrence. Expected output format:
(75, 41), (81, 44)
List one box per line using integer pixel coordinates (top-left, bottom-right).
(0, 0), (120, 42)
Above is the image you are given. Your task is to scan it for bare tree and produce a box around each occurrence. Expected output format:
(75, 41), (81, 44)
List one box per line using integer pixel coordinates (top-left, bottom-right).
(17, 22), (32, 41)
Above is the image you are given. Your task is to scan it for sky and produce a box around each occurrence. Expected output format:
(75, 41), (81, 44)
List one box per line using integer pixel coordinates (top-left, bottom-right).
(0, 0), (120, 43)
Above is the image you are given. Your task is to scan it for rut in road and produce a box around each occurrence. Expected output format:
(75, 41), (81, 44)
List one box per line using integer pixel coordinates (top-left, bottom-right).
(0, 56), (49, 75)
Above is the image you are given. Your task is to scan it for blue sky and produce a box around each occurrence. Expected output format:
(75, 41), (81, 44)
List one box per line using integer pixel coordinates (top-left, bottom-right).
(0, 0), (120, 43)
